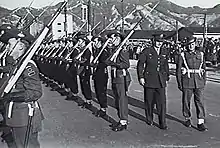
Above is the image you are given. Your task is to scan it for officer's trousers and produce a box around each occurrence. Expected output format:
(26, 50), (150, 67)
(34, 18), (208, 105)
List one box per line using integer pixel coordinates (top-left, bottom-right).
(112, 81), (130, 121)
(12, 126), (40, 148)
(182, 88), (205, 119)
(94, 73), (108, 108)
(144, 87), (166, 126)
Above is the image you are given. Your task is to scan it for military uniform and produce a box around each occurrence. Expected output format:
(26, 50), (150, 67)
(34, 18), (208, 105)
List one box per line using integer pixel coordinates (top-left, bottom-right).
(0, 26), (44, 147)
(93, 43), (110, 116)
(106, 42), (131, 131)
(4, 60), (44, 148)
(176, 48), (206, 129)
(137, 43), (170, 129)
(76, 42), (93, 107)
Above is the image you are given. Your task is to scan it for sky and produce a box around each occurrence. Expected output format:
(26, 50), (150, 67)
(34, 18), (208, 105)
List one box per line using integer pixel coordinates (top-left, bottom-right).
(0, 0), (219, 10)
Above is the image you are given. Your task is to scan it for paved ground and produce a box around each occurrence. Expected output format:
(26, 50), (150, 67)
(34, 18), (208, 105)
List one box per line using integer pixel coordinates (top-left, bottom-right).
(0, 60), (220, 148)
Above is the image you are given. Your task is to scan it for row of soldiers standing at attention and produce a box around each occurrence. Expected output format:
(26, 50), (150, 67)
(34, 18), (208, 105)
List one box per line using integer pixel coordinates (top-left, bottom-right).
(33, 29), (208, 132)
(34, 30), (132, 132)
(0, 23), (208, 148)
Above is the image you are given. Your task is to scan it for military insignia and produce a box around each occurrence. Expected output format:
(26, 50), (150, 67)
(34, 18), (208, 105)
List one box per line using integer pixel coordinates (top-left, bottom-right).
(26, 66), (35, 76)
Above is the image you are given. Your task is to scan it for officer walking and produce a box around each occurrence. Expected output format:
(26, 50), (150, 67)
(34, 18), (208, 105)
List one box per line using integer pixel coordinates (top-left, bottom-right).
(137, 34), (170, 130)
(1, 27), (44, 147)
(176, 36), (207, 131)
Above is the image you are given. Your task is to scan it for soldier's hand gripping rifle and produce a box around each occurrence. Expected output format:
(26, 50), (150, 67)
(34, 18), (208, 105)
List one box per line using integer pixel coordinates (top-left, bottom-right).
(106, 1), (160, 63)
(72, 21), (103, 62)
(0, 1), (68, 96)
(63, 21), (100, 62)
(54, 22), (88, 64)
(91, 38), (111, 65)
(74, 42), (92, 62)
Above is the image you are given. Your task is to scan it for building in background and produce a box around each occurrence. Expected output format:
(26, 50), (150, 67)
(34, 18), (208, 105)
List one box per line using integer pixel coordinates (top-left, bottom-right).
(52, 13), (74, 40)
(30, 22), (44, 37)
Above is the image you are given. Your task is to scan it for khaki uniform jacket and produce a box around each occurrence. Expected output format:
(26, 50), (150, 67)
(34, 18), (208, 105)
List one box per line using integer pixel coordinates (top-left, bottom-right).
(5, 60), (44, 132)
(176, 50), (206, 89)
(110, 47), (131, 84)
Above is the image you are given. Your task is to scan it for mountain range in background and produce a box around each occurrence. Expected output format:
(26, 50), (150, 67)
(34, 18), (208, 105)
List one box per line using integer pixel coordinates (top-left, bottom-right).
(0, 0), (220, 31)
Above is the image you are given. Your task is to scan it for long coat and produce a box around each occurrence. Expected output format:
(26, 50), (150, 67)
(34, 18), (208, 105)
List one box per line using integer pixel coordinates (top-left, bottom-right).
(137, 46), (170, 88)
(5, 60), (44, 132)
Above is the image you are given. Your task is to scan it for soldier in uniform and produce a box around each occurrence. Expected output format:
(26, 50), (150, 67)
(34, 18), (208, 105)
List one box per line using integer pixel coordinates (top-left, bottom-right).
(92, 36), (110, 117)
(176, 36), (207, 131)
(75, 35), (93, 108)
(105, 31), (131, 132)
(137, 34), (170, 130)
(1, 28), (44, 147)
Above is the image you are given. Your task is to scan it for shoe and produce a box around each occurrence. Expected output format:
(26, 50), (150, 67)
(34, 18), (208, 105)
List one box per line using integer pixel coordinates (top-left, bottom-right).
(159, 125), (168, 130)
(81, 102), (92, 109)
(197, 123), (208, 132)
(184, 119), (192, 127)
(65, 95), (77, 101)
(95, 110), (106, 117)
(112, 123), (127, 132)
(146, 120), (153, 126)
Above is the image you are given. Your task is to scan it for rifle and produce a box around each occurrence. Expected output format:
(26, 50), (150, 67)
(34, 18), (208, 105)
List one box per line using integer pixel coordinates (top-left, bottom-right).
(107, 1), (160, 63)
(23, 0), (55, 30)
(0, 1), (68, 96)
(53, 22), (87, 59)
(71, 21), (103, 61)
(16, 0), (35, 28)
(91, 38), (111, 65)
(97, 19), (116, 36)
(45, 46), (57, 58)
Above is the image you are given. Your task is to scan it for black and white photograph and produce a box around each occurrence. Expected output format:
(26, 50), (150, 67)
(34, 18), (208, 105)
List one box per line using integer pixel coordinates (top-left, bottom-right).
(0, 0), (219, 147)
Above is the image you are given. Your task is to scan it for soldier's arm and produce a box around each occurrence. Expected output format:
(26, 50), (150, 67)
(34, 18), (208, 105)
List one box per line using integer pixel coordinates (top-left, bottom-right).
(114, 49), (130, 69)
(22, 62), (42, 102)
(5, 62), (42, 102)
(137, 49), (147, 80)
(176, 54), (183, 88)
(165, 49), (170, 81)
(202, 52), (206, 83)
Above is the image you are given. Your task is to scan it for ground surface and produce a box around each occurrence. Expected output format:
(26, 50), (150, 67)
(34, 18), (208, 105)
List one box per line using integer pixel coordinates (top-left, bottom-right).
(0, 61), (220, 148)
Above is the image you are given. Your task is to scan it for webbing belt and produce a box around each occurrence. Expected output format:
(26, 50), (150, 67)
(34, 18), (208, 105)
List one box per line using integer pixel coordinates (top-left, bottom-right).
(180, 52), (204, 78)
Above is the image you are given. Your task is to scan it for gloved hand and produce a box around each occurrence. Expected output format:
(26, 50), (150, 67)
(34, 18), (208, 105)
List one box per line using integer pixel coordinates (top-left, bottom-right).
(139, 78), (145, 86)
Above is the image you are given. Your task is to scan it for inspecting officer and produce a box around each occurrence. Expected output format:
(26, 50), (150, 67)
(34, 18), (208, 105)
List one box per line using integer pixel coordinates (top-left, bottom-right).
(137, 34), (170, 130)
(176, 36), (207, 131)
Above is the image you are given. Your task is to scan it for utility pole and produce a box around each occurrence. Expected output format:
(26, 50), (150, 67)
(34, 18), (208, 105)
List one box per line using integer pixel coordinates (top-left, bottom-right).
(64, 4), (68, 38)
(175, 20), (179, 43)
(87, 0), (91, 35)
(121, 0), (124, 33)
(203, 13), (207, 39)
